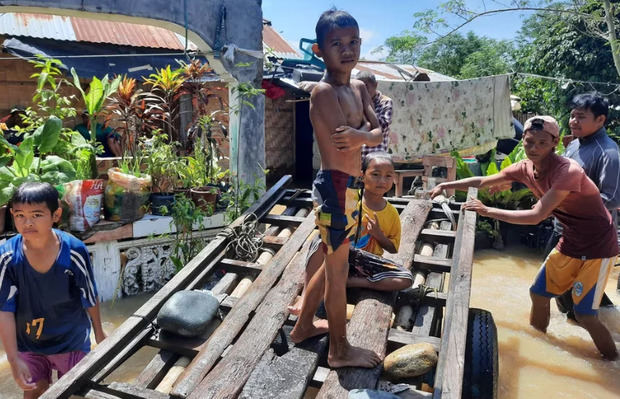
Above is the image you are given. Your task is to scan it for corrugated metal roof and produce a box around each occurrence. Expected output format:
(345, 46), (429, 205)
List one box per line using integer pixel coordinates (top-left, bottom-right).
(0, 13), (76, 41)
(262, 20), (300, 59)
(0, 12), (189, 50)
(71, 16), (184, 49)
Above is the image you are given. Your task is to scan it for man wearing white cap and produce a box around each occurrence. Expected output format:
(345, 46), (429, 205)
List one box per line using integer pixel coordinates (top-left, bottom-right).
(429, 115), (618, 360)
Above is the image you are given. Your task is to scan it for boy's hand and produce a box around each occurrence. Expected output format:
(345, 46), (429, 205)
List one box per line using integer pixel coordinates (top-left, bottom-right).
(332, 126), (365, 151)
(429, 184), (445, 199)
(94, 329), (107, 344)
(462, 198), (489, 216)
(10, 357), (36, 391)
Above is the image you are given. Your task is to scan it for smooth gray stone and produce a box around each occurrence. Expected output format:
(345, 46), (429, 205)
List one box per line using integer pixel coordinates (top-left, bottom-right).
(157, 290), (219, 337)
(348, 389), (400, 399)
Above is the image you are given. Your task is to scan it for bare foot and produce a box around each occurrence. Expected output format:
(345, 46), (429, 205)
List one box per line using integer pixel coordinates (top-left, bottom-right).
(328, 343), (383, 368)
(290, 319), (329, 343)
(287, 296), (303, 316)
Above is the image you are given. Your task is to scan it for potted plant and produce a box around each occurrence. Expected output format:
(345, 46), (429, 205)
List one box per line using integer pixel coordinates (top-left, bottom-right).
(182, 138), (228, 215)
(144, 130), (181, 215)
(104, 144), (152, 223)
(70, 68), (121, 178)
(0, 118), (78, 231)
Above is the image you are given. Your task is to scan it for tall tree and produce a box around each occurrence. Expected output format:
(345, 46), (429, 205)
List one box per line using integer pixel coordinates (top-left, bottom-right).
(413, 0), (620, 79)
(415, 31), (514, 78)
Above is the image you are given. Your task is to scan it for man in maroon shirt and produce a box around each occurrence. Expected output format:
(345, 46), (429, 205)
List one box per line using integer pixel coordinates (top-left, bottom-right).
(430, 116), (618, 360)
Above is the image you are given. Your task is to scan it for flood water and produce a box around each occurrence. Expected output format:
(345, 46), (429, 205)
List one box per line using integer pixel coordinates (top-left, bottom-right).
(0, 247), (619, 398)
(471, 246), (620, 399)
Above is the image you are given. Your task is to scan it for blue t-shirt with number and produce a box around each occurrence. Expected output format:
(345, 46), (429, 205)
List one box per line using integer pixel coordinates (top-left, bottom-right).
(0, 229), (98, 354)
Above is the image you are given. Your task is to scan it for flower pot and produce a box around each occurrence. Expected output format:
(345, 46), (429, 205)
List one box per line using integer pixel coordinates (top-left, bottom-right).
(190, 186), (219, 214)
(151, 193), (175, 216)
(104, 168), (152, 223)
(0, 205), (6, 235)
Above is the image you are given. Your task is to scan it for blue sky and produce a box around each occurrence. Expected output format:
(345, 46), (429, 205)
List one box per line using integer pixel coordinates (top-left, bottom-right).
(262, 0), (535, 60)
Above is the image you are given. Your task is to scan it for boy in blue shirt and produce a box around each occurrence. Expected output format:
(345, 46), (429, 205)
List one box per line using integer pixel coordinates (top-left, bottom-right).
(0, 182), (105, 398)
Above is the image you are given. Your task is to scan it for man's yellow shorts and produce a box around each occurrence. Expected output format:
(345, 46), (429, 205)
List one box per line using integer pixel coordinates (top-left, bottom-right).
(530, 249), (616, 315)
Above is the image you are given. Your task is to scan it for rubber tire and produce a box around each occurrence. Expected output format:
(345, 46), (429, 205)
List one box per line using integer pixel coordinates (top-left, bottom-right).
(462, 308), (498, 399)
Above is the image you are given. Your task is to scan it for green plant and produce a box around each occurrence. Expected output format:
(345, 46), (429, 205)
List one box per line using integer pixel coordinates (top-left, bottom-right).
(0, 118), (77, 205)
(106, 75), (159, 157)
(144, 131), (181, 192)
(177, 138), (229, 188)
(143, 65), (186, 145)
(223, 169), (268, 222)
(168, 193), (208, 271)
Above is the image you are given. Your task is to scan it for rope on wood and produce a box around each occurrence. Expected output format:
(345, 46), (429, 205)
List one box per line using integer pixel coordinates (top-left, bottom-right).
(218, 213), (264, 261)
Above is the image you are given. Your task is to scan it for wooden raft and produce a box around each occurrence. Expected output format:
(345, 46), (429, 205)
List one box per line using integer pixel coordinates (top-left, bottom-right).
(42, 178), (477, 399)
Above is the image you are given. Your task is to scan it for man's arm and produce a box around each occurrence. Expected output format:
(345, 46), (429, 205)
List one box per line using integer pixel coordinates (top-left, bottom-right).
(0, 311), (36, 391)
(86, 300), (106, 344)
(429, 173), (513, 198)
(597, 149), (620, 209)
(464, 187), (570, 225)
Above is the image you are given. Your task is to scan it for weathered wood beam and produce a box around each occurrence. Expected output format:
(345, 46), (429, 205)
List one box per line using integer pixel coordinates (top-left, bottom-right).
(317, 199), (433, 398)
(432, 188), (477, 399)
(171, 212), (317, 398)
(185, 232), (317, 398)
(387, 329), (441, 352)
(239, 331), (328, 398)
(261, 214), (306, 226)
(413, 254), (453, 273)
(134, 350), (179, 389)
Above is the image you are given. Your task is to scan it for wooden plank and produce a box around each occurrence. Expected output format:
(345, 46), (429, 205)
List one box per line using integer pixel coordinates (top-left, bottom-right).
(433, 188), (477, 399)
(146, 334), (204, 358)
(240, 334), (329, 399)
(99, 382), (169, 399)
(420, 229), (456, 238)
(420, 291), (448, 307)
(387, 329), (441, 352)
(261, 214), (306, 226)
(414, 254), (452, 272)
(171, 213), (318, 398)
(134, 350), (179, 389)
(93, 327), (153, 382)
(262, 235), (289, 246)
(317, 199), (433, 399)
(185, 232), (317, 398)
(218, 258), (263, 275)
(40, 176), (293, 399)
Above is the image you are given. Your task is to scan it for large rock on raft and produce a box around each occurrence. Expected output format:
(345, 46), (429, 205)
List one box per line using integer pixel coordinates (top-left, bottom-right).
(348, 389), (400, 399)
(157, 290), (219, 337)
(382, 342), (438, 380)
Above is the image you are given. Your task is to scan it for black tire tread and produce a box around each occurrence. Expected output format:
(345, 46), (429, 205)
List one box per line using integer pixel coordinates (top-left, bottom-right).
(462, 307), (498, 399)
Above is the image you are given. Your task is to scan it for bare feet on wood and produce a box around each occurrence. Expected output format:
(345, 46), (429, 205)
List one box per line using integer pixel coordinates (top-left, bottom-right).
(287, 296), (303, 316)
(328, 343), (383, 369)
(290, 319), (329, 343)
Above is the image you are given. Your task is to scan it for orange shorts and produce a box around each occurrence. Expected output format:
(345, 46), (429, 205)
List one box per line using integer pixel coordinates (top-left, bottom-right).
(530, 250), (616, 315)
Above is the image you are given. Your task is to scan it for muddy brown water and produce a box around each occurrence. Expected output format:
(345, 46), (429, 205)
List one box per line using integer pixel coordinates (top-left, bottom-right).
(1, 246), (619, 398)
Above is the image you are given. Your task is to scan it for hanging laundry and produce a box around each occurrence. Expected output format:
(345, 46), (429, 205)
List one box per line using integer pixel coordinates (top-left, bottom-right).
(380, 74), (513, 161)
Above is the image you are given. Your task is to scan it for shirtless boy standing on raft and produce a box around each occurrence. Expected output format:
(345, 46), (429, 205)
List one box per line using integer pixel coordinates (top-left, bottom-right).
(289, 9), (384, 368)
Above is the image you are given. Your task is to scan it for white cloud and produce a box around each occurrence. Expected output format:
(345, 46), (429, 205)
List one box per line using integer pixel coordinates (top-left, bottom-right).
(359, 28), (376, 43)
(362, 46), (388, 61)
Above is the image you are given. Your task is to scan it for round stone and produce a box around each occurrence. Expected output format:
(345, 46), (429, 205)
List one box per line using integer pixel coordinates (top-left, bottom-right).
(382, 342), (438, 380)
